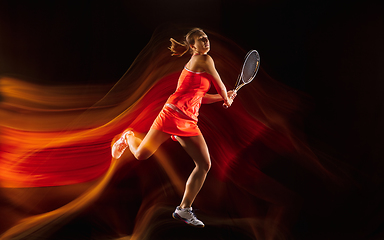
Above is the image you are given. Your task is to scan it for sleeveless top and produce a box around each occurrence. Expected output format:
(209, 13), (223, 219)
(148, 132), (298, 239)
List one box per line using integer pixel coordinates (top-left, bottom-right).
(165, 67), (213, 121)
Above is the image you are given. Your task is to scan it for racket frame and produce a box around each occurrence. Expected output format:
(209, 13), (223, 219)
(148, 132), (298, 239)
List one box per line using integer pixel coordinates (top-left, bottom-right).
(234, 50), (260, 92)
(223, 50), (260, 109)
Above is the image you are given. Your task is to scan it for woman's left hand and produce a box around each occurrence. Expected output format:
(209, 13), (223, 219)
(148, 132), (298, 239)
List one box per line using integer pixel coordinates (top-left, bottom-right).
(227, 90), (237, 99)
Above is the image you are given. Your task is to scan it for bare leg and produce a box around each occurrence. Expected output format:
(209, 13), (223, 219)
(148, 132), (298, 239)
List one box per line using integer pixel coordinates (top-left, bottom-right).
(126, 128), (170, 160)
(175, 135), (211, 208)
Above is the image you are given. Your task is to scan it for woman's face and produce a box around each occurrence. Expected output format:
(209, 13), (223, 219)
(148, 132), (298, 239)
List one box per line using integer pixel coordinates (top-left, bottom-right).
(191, 32), (210, 55)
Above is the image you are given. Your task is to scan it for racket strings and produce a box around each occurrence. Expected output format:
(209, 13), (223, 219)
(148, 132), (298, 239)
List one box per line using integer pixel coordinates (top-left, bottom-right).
(242, 52), (260, 84)
(232, 50), (260, 92)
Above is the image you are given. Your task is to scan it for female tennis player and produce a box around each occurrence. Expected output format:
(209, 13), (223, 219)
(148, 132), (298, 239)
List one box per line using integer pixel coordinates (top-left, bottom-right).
(112, 28), (236, 227)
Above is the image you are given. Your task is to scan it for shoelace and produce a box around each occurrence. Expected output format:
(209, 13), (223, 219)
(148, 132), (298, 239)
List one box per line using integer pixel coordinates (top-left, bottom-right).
(188, 213), (202, 224)
(185, 209), (200, 220)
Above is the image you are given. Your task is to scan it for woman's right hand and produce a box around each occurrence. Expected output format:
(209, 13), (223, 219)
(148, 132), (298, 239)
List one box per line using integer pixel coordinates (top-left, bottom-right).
(227, 90), (237, 100)
(223, 97), (233, 108)
(223, 90), (236, 108)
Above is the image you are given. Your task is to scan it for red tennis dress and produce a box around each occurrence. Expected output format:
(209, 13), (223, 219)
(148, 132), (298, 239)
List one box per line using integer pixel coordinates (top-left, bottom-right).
(151, 67), (213, 136)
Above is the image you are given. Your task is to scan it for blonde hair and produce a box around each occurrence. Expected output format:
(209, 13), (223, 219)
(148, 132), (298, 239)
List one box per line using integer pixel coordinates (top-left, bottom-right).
(169, 28), (204, 57)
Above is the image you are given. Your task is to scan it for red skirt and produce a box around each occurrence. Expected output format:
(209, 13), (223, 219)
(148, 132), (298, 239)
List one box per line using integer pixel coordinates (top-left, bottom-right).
(150, 104), (202, 136)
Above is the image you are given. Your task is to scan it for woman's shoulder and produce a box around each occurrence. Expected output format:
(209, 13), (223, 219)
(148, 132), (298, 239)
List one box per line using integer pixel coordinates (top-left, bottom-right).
(193, 54), (214, 65)
(186, 54), (215, 73)
(193, 54), (212, 60)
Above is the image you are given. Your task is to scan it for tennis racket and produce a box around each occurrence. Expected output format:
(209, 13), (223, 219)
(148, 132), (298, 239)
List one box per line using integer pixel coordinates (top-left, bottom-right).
(223, 49), (260, 108)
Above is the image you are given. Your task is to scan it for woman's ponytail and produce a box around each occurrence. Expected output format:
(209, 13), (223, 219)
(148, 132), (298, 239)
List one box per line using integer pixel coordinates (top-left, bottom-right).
(168, 28), (204, 57)
(168, 38), (189, 57)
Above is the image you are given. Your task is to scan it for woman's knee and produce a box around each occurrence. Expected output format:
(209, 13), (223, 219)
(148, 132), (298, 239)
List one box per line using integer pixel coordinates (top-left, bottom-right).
(197, 159), (211, 173)
(133, 151), (150, 161)
(205, 161), (211, 172)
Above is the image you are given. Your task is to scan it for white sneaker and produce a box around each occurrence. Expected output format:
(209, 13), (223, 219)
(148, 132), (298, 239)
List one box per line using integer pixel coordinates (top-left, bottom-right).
(172, 206), (205, 228)
(111, 130), (133, 159)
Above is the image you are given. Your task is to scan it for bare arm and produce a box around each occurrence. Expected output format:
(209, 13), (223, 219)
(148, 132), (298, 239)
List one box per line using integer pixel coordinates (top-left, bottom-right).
(200, 55), (233, 107)
(202, 91), (237, 104)
(202, 93), (222, 104)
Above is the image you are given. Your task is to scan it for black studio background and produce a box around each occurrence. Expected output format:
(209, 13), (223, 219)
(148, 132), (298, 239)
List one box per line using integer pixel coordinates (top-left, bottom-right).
(1, 0), (384, 239)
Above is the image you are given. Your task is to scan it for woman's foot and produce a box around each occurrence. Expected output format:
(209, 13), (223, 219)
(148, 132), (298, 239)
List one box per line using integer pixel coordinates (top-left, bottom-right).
(172, 206), (205, 228)
(111, 130), (134, 159)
